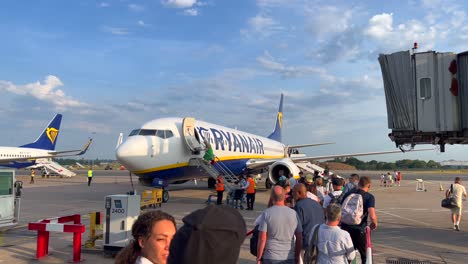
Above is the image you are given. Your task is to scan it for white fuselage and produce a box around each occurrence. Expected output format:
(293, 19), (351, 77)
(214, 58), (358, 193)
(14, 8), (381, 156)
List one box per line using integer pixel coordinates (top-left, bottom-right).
(0, 147), (50, 167)
(116, 117), (285, 184)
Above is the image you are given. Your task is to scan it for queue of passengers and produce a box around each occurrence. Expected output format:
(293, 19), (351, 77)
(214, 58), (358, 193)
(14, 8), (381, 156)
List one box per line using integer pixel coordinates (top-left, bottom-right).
(115, 173), (377, 264)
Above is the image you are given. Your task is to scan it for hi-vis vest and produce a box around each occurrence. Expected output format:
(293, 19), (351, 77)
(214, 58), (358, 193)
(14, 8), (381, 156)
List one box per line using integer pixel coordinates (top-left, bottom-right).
(246, 178), (255, 194)
(88, 170), (93, 178)
(216, 177), (224, 191)
(31, 170), (35, 177)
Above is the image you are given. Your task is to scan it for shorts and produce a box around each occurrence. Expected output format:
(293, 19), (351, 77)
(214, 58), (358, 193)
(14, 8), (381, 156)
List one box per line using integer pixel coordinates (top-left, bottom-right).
(450, 206), (462, 215)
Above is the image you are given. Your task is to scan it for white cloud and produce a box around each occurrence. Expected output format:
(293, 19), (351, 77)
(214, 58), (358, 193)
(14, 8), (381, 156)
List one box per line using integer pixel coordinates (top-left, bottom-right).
(102, 26), (130, 35)
(0, 75), (87, 109)
(137, 20), (149, 27)
(305, 5), (354, 40)
(257, 51), (325, 78)
(162, 0), (197, 8)
(99, 2), (109, 8)
(241, 14), (284, 38)
(365, 13), (393, 39)
(128, 4), (145, 12)
(183, 8), (198, 16)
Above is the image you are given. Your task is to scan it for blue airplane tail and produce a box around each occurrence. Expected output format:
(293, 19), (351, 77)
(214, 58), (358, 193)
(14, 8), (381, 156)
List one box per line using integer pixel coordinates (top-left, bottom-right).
(267, 94), (283, 142)
(20, 114), (62, 150)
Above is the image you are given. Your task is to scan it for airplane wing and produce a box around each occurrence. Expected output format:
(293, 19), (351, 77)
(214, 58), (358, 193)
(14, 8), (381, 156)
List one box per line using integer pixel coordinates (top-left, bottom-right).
(288, 142), (334, 148)
(246, 148), (433, 170)
(0, 138), (93, 163)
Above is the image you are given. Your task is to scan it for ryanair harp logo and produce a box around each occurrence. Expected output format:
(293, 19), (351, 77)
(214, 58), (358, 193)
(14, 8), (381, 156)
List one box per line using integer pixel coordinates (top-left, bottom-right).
(46, 127), (59, 144)
(277, 112), (283, 128)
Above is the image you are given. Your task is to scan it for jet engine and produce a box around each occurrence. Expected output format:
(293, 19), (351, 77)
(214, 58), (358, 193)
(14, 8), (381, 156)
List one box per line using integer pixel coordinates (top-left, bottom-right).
(268, 158), (301, 185)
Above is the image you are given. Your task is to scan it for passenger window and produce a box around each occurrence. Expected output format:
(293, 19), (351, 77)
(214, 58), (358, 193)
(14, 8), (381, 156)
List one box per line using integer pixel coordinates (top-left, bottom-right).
(420, 78), (431, 99)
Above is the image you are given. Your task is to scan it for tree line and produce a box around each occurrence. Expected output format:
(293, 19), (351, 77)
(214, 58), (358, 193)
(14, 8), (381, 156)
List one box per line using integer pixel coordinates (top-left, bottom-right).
(330, 157), (442, 170)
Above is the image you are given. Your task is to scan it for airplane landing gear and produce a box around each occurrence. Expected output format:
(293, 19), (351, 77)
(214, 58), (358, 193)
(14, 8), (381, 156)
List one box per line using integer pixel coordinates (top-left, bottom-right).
(207, 177), (216, 189)
(265, 178), (272, 189)
(162, 189), (169, 203)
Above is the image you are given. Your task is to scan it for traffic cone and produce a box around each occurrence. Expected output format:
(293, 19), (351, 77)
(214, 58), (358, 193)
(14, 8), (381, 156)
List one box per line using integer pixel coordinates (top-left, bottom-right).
(439, 183), (444, 191)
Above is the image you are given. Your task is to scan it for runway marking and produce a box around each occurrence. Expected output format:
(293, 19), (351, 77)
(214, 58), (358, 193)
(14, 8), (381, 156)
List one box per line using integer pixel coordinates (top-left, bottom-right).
(376, 209), (433, 226)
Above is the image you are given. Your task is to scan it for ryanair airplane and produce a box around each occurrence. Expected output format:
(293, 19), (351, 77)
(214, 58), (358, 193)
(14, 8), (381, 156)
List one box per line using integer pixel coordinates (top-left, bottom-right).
(0, 114), (92, 168)
(116, 94), (417, 202)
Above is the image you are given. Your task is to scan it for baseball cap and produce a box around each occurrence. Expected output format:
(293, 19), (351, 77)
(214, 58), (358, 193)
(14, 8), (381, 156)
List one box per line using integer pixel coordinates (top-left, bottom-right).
(305, 174), (314, 183)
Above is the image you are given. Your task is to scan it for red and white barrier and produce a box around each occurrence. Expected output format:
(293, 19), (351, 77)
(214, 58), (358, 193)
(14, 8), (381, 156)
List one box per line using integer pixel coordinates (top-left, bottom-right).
(365, 226), (372, 264)
(28, 214), (85, 262)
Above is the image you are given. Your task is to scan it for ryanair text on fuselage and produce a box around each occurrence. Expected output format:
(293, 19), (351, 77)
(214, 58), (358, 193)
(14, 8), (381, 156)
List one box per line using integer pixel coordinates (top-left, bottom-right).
(196, 126), (265, 154)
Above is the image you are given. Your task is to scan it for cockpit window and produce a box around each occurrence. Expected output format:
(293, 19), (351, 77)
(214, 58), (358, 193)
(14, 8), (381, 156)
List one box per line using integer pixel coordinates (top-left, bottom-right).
(139, 129), (157, 136)
(129, 128), (174, 138)
(129, 129), (140, 136)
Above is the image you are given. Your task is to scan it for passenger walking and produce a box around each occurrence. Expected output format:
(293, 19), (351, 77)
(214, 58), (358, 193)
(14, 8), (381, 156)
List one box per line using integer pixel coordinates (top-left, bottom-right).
(305, 175), (321, 203)
(343, 174), (359, 195)
(215, 175), (225, 205)
(257, 186), (302, 264)
(168, 205), (246, 264)
(341, 176), (377, 264)
(322, 177), (344, 216)
(246, 174), (256, 210)
(315, 177), (326, 202)
(87, 168), (93, 186)
(115, 210), (176, 264)
(446, 177), (467, 231)
(293, 184), (324, 263)
(30, 169), (35, 184)
(289, 173), (298, 189)
(310, 204), (356, 264)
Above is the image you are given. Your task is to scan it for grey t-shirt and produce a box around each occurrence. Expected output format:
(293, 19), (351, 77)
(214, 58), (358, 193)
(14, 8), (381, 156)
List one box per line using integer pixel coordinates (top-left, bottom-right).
(258, 205), (303, 260)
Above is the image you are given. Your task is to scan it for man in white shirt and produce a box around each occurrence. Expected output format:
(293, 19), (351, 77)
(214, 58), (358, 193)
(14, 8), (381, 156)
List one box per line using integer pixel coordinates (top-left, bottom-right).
(322, 177), (344, 216)
(446, 177), (467, 231)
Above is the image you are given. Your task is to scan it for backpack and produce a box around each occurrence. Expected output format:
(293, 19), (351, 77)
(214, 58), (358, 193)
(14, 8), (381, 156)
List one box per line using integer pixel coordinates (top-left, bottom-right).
(328, 192), (345, 205)
(341, 191), (364, 225)
(303, 224), (320, 264)
(249, 225), (259, 256)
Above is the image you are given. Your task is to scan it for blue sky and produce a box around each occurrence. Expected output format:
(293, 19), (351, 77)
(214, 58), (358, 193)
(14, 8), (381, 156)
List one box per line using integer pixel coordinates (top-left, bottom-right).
(1, 0), (467, 162)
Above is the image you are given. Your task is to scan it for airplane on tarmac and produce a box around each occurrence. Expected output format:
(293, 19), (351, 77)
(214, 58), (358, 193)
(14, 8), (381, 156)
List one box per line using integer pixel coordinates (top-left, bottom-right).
(116, 94), (426, 202)
(0, 114), (92, 169)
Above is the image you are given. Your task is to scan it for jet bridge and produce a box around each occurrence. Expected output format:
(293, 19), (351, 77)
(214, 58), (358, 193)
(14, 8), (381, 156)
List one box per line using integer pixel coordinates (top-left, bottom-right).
(378, 48), (468, 151)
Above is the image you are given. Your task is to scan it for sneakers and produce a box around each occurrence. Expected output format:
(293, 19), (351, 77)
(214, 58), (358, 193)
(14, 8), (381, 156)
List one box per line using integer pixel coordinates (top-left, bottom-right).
(455, 225), (460, 231)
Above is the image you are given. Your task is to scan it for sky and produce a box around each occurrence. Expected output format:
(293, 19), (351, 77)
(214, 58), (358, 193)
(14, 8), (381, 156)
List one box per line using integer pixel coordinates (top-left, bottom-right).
(1, 0), (468, 162)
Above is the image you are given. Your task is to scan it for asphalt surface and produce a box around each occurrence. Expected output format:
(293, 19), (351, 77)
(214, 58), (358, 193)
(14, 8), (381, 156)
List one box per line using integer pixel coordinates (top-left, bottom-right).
(1, 169), (467, 263)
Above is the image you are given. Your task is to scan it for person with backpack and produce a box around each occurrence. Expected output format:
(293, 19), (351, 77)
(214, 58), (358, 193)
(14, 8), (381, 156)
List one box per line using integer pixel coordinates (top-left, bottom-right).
(340, 176), (377, 264)
(343, 174), (359, 195)
(322, 177), (344, 216)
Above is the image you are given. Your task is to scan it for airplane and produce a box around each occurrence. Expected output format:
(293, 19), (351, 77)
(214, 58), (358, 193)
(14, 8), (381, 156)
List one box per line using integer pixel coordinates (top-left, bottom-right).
(0, 114), (93, 169)
(116, 94), (428, 202)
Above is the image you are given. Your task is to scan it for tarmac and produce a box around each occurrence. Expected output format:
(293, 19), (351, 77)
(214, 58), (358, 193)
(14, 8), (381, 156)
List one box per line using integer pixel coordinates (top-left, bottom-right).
(1, 169), (467, 264)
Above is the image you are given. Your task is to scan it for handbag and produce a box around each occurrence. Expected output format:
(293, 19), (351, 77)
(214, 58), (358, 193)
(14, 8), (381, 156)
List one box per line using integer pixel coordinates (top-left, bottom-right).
(441, 184), (458, 209)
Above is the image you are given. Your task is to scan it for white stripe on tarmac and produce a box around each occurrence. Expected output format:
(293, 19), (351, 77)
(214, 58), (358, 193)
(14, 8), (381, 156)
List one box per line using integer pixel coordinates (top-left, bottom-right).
(376, 209), (433, 226)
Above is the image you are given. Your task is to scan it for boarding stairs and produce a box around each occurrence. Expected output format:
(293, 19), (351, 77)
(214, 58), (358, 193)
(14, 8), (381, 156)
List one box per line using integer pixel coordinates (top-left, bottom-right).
(29, 159), (76, 177)
(188, 157), (238, 191)
(295, 161), (325, 174)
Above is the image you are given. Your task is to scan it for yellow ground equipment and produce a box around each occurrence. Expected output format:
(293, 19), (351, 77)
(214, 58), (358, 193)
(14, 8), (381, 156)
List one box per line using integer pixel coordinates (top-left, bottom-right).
(140, 188), (163, 209)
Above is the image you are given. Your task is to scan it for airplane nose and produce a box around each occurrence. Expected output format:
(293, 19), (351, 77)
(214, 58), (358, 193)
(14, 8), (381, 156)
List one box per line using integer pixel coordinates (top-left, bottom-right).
(116, 137), (149, 166)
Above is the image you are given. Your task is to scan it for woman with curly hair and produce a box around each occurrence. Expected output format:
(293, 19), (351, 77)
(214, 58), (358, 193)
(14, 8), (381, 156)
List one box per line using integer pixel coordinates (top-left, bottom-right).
(115, 210), (176, 264)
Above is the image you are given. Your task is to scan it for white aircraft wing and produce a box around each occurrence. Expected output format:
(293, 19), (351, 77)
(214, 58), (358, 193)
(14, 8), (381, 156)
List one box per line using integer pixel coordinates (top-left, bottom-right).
(246, 148), (433, 170)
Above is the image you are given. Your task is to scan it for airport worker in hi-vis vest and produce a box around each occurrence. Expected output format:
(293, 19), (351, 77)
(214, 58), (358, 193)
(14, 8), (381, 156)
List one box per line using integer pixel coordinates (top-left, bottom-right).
(30, 169), (35, 184)
(215, 175), (225, 205)
(246, 174), (256, 210)
(88, 169), (93, 186)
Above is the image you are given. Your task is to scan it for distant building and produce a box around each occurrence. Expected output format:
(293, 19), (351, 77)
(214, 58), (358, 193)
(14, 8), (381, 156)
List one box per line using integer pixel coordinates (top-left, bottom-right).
(440, 160), (468, 168)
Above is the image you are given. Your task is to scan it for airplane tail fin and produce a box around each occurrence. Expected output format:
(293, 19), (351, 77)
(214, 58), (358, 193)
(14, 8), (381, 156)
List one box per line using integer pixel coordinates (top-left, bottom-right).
(267, 94), (283, 142)
(20, 114), (62, 150)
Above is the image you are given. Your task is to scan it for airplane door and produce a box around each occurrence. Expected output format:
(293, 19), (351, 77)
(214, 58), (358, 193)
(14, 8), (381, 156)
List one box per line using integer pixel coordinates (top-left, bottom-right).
(182, 117), (203, 153)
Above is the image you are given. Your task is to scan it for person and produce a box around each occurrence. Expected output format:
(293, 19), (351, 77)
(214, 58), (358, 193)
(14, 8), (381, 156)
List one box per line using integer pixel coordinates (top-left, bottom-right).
(288, 173), (298, 189)
(203, 140), (215, 165)
(386, 172), (393, 187)
(215, 175), (225, 205)
(311, 204), (356, 264)
(325, 174), (336, 194)
(322, 177), (344, 216)
(305, 175), (321, 203)
(246, 174), (256, 210)
(446, 177), (467, 231)
(380, 173), (385, 187)
(168, 205), (246, 264)
(87, 168), (93, 186)
(298, 171), (306, 185)
(115, 210), (176, 264)
(315, 177), (326, 202)
(30, 169), (35, 184)
(313, 170), (320, 182)
(396, 171), (402, 186)
(343, 174), (359, 195)
(341, 176), (377, 264)
(239, 174), (250, 207)
(293, 184), (324, 263)
(257, 186), (302, 264)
